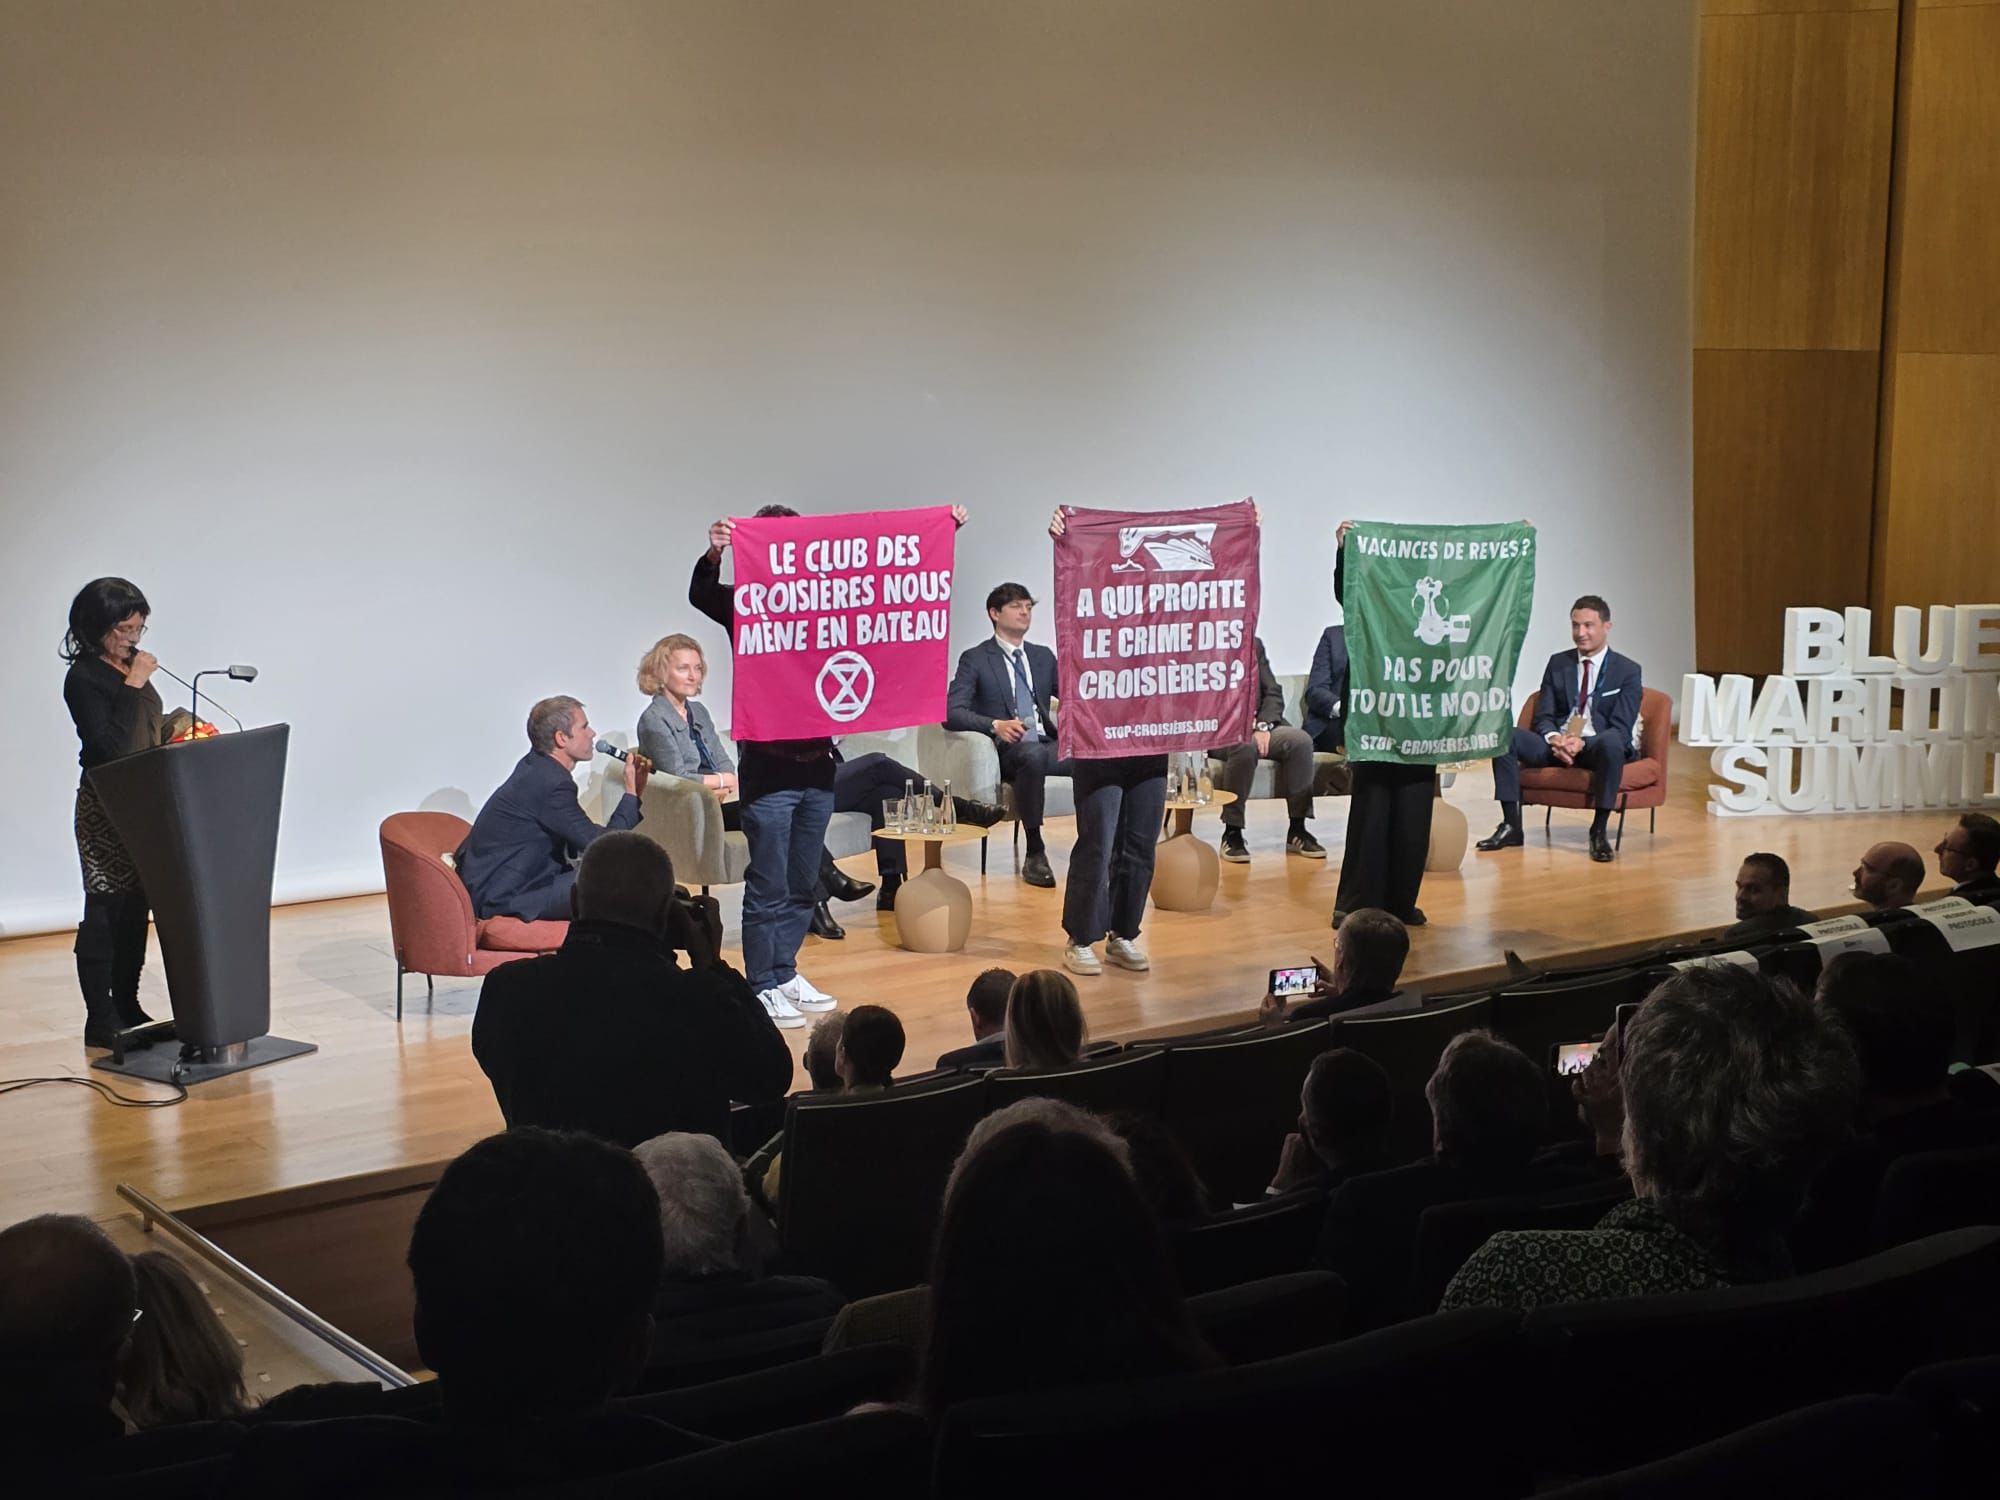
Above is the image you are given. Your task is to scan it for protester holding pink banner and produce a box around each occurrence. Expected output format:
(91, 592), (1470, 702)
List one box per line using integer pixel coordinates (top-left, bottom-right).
(691, 504), (966, 1020)
(1048, 499), (1262, 978)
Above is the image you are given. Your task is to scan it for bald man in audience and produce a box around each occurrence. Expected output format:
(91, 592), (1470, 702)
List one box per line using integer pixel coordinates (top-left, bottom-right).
(1937, 813), (2000, 901)
(0, 1214), (138, 1470)
(1852, 841), (1925, 912)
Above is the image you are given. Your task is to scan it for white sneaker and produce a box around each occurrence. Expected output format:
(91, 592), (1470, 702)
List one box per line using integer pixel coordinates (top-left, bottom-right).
(1105, 935), (1150, 971)
(1063, 942), (1103, 976)
(781, 975), (838, 1012)
(759, 988), (806, 1029)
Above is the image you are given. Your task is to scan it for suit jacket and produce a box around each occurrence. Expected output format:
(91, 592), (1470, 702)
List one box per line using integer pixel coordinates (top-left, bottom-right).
(1723, 904), (1818, 941)
(1315, 1155), (1594, 1328)
(1952, 872), (2000, 903)
(471, 920), (794, 1149)
(638, 694), (735, 780)
(1247, 637), (1287, 727)
(456, 752), (641, 920)
(1528, 648), (1643, 754)
(936, 1032), (1009, 1071)
(1302, 625), (1349, 744)
(947, 637), (1058, 738)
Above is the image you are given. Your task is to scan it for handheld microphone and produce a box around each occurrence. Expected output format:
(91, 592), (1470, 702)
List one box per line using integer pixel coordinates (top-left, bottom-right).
(594, 738), (630, 761)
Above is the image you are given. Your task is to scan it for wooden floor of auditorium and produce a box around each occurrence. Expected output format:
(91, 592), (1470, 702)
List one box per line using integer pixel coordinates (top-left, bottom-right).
(0, 757), (1967, 1229)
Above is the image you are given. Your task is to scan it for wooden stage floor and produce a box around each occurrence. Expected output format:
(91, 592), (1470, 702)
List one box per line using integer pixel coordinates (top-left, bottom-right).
(0, 758), (1964, 1227)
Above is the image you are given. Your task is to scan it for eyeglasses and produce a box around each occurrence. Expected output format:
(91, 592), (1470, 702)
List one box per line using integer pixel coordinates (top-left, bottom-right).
(110, 622), (149, 640)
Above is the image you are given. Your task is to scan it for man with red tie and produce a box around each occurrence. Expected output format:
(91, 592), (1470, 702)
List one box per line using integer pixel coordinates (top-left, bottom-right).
(1476, 595), (1642, 864)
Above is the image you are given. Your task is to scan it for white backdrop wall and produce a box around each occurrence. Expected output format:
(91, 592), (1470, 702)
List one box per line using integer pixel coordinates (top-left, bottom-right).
(0, 0), (1695, 935)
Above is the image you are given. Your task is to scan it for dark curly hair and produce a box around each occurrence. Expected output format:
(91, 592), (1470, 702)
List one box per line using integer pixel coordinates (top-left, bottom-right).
(61, 578), (150, 664)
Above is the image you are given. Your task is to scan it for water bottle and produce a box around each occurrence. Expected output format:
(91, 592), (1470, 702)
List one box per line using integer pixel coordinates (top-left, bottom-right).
(940, 778), (955, 832)
(1196, 758), (1214, 805)
(919, 777), (938, 831)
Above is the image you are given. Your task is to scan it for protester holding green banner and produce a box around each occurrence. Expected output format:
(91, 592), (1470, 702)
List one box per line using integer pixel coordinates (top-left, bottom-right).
(1340, 521), (1537, 764)
(1330, 520), (1537, 929)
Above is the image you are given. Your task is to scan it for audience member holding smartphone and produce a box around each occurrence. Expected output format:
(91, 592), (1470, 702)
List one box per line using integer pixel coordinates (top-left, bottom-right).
(1260, 909), (1409, 1024)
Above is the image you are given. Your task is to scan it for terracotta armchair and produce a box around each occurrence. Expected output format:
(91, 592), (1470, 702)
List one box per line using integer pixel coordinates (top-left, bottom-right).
(1515, 687), (1673, 849)
(378, 811), (567, 1020)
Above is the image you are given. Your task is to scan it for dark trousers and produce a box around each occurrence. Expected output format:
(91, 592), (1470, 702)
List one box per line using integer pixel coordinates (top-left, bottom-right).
(998, 737), (1074, 833)
(1213, 726), (1317, 828)
(1062, 755), (1168, 946)
(833, 752), (913, 877)
(1334, 763), (1434, 920)
(1492, 728), (1631, 810)
(75, 889), (151, 1028)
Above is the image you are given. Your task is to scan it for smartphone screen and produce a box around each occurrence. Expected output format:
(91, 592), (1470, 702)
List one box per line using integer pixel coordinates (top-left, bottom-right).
(1269, 966), (1317, 997)
(1614, 1002), (1639, 1042)
(1552, 1040), (1599, 1076)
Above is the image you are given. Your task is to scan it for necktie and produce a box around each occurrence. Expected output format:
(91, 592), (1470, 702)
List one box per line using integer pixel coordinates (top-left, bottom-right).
(1578, 658), (1592, 732)
(1011, 650), (1041, 740)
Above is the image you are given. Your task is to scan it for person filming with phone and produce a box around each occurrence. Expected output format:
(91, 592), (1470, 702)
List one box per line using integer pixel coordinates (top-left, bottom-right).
(1260, 909), (1410, 1025)
(471, 832), (794, 1149)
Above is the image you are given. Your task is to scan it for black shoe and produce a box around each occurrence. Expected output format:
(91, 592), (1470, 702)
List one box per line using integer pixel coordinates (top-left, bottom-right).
(808, 901), (846, 939)
(823, 867), (876, 903)
(1589, 828), (1614, 863)
(83, 1022), (153, 1052)
(1286, 829), (1326, 859)
(1331, 908), (1348, 929)
(1022, 851), (1056, 888)
(1476, 822), (1524, 851)
(1220, 828), (1250, 864)
(876, 874), (903, 911)
(952, 797), (1008, 829)
(1399, 907), (1428, 927)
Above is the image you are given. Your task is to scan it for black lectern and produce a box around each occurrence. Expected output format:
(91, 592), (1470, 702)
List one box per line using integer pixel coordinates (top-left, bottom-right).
(87, 724), (316, 1083)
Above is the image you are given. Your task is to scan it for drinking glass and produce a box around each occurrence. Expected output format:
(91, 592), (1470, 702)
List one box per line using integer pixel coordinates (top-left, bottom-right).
(882, 796), (906, 834)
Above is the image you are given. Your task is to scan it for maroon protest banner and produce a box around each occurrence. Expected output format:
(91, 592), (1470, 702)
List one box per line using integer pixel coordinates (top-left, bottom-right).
(729, 506), (956, 740)
(1053, 500), (1261, 760)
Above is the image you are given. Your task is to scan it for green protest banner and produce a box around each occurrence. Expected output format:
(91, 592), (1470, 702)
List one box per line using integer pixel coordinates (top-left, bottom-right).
(1342, 521), (1537, 765)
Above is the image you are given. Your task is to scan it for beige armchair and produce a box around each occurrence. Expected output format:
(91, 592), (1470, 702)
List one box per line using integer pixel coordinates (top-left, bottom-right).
(1204, 672), (1352, 801)
(917, 723), (1077, 873)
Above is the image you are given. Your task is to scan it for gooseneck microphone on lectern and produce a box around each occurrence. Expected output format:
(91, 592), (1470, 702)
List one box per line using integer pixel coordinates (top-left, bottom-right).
(154, 662), (259, 731)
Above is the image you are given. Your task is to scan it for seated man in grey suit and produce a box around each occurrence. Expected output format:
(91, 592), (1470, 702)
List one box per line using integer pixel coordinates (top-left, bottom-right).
(1724, 851), (1816, 939)
(946, 583), (1074, 889)
(1213, 636), (1323, 863)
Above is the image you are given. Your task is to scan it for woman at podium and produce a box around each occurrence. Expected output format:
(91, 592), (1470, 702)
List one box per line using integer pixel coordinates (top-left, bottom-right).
(61, 577), (164, 1049)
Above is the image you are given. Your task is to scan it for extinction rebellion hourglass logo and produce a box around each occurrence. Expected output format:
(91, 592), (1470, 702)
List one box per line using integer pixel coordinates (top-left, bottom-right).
(814, 651), (876, 722)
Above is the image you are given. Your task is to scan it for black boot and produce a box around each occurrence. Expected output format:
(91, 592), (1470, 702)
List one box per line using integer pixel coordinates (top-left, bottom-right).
(110, 891), (156, 1029)
(876, 873), (904, 911)
(77, 896), (127, 1049)
(820, 850), (876, 904)
(808, 900), (846, 939)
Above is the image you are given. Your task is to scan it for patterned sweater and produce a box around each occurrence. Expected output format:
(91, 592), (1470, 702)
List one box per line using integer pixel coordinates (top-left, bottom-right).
(1440, 1198), (1743, 1312)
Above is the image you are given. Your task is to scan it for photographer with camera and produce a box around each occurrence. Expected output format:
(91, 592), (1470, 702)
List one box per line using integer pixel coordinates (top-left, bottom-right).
(472, 831), (795, 1149)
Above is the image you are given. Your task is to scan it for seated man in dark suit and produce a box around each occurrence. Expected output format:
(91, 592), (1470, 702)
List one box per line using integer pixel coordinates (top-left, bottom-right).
(1724, 851), (1818, 939)
(1302, 622), (1349, 754)
(220, 1129), (709, 1496)
(1260, 908), (1408, 1025)
(946, 582), (1073, 888)
(936, 967), (1016, 1071)
(632, 1132), (843, 1380)
(1793, 953), (2000, 1270)
(1267, 1048), (1396, 1197)
(456, 695), (646, 921)
(1938, 812), (2000, 901)
(1477, 594), (1642, 864)
(1214, 636), (1324, 863)
(1315, 1029), (1590, 1328)
(472, 832), (794, 1145)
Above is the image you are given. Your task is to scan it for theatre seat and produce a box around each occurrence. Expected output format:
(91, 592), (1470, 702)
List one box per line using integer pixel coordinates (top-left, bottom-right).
(1516, 686), (1673, 848)
(378, 811), (566, 1021)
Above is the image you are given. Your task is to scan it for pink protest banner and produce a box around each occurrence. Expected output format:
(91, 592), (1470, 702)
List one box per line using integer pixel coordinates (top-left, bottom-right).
(728, 506), (956, 741)
(1053, 500), (1261, 760)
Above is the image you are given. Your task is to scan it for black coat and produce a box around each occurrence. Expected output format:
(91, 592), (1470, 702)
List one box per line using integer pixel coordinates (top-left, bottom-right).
(455, 751), (640, 921)
(471, 920), (794, 1148)
(1302, 625), (1349, 745)
(946, 636), (1058, 738)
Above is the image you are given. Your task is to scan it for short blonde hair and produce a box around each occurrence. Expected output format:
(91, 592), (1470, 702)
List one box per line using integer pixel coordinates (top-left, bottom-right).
(637, 634), (705, 698)
(1004, 970), (1087, 1070)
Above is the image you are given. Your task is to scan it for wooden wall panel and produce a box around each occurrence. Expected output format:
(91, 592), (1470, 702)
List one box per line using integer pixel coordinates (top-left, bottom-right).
(1704, 1), (1893, 14)
(1876, 354), (2000, 610)
(1694, 349), (1879, 672)
(1893, 4), (2000, 353)
(1693, 9), (1898, 350)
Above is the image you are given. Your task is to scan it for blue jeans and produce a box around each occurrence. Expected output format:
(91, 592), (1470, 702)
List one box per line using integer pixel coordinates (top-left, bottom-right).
(740, 787), (834, 994)
(1062, 755), (1168, 947)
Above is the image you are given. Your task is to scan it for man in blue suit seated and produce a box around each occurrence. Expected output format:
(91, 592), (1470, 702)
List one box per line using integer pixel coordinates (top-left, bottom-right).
(946, 582), (1073, 889)
(1476, 594), (1641, 864)
(1302, 623), (1349, 754)
(457, 696), (647, 920)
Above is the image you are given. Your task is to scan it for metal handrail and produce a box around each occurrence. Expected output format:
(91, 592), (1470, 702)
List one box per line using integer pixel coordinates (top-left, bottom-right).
(117, 1181), (415, 1389)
